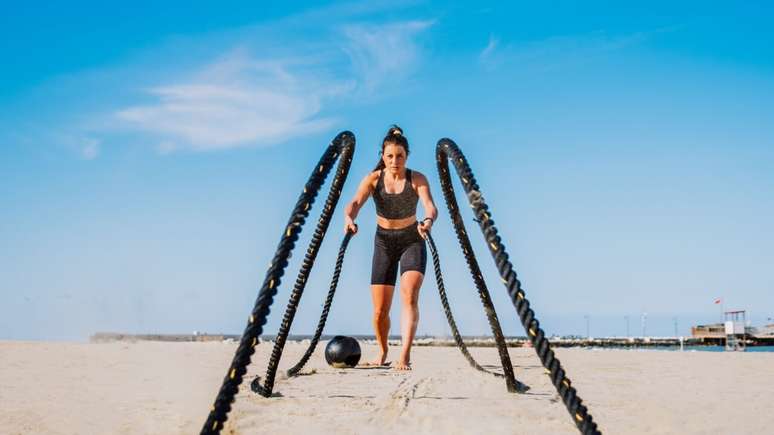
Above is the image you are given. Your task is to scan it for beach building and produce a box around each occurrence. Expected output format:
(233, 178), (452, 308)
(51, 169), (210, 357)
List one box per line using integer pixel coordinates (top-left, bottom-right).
(723, 310), (747, 351)
(752, 323), (774, 340)
(691, 323), (725, 340)
(691, 316), (774, 347)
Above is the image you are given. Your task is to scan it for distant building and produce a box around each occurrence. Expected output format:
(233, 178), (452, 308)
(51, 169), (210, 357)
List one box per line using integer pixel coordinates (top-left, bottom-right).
(754, 323), (774, 337)
(691, 322), (774, 345)
(691, 323), (725, 339)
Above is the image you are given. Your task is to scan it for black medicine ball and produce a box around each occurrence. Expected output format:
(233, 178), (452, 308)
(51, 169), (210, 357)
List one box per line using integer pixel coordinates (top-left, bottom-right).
(324, 335), (361, 368)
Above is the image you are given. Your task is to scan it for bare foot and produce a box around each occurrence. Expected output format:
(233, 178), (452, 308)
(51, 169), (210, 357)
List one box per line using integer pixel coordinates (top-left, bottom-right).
(394, 359), (412, 370)
(363, 360), (391, 367)
(362, 353), (389, 367)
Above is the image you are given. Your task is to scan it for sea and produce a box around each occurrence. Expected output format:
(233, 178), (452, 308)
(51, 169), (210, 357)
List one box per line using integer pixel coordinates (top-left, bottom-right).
(671, 345), (774, 352)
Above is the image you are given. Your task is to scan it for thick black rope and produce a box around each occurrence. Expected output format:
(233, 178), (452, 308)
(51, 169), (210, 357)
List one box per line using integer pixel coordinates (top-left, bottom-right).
(284, 230), (353, 377)
(436, 138), (601, 434)
(252, 172), (355, 397)
(431, 179), (523, 393)
(425, 232), (528, 392)
(200, 131), (355, 434)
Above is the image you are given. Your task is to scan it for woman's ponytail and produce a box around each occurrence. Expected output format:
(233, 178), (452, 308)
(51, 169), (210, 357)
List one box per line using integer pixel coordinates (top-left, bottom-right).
(373, 124), (409, 171)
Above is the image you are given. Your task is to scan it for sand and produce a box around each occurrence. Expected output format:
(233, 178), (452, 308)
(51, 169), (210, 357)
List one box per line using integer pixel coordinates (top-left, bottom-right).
(1, 340), (773, 434)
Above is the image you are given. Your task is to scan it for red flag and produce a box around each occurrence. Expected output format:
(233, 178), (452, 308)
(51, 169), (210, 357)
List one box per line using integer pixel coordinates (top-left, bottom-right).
(714, 298), (722, 304)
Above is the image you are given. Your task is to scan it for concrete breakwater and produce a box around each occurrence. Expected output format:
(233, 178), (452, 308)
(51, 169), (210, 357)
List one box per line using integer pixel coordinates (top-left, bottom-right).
(91, 332), (773, 347)
(90, 332), (239, 343)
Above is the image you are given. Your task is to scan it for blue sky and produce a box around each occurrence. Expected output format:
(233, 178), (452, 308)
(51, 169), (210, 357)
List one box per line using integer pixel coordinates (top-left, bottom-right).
(2, 1), (773, 341)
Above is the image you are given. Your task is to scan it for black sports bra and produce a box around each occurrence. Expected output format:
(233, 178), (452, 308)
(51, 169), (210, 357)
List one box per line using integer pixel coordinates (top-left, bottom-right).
(373, 169), (419, 219)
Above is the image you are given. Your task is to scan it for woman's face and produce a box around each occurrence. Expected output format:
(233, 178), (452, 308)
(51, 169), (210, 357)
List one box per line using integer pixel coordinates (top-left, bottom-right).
(382, 143), (408, 174)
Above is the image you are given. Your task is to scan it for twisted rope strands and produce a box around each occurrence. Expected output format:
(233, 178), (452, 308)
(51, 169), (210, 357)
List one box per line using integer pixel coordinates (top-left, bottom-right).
(253, 138), (355, 397)
(285, 231), (353, 377)
(200, 131), (355, 434)
(435, 138), (601, 435)
(434, 155), (522, 393)
(425, 232), (506, 378)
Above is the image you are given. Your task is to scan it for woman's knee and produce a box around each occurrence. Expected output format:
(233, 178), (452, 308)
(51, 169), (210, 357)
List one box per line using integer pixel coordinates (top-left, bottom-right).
(400, 289), (420, 308)
(373, 308), (390, 322)
(402, 293), (419, 307)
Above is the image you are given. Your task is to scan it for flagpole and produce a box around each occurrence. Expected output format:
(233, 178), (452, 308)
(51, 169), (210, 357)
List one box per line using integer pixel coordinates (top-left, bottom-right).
(720, 298), (724, 324)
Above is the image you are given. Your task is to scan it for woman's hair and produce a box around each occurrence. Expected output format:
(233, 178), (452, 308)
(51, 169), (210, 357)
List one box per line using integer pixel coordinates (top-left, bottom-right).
(373, 124), (410, 171)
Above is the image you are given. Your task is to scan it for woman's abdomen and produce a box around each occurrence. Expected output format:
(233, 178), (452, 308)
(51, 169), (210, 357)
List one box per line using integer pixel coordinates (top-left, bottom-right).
(376, 214), (417, 229)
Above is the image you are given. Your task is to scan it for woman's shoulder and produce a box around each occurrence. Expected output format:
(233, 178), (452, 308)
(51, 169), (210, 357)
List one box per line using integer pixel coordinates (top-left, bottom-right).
(409, 169), (428, 184)
(365, 170), (381, 188)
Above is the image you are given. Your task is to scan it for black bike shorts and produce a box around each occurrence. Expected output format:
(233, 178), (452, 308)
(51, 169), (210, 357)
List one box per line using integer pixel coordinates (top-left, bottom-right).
(370, 222), (427, 286)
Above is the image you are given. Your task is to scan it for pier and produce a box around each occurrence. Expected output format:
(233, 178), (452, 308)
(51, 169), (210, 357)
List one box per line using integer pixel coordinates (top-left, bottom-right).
(90, 332), (774, 348)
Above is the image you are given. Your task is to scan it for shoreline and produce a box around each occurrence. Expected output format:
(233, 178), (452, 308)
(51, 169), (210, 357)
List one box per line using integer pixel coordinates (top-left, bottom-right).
(86, 332), (774, 349)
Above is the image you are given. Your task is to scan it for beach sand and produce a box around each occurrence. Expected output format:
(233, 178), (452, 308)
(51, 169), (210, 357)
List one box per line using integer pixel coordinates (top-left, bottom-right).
(1, 340), (773, 434)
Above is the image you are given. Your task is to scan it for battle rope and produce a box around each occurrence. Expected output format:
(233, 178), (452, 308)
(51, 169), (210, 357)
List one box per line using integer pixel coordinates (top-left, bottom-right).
(285, 230), (352, 378)
(435, 138), (601, 434)
(425, 232), (528, 392)
(430, 186), (524, 393)
(252, 223), (353, 394)
(282, 228), (517, 384)
(200, 131), (355, 434)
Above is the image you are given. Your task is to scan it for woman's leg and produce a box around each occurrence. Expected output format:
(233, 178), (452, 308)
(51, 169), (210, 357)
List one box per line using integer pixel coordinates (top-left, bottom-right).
(396, 270), (423, 370)
(370, 284), (394, 365)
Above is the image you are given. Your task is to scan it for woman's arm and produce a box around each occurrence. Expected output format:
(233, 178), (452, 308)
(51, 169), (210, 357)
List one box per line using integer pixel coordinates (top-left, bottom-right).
(343, 171), (378, 234)
(414, 172), (438, 238)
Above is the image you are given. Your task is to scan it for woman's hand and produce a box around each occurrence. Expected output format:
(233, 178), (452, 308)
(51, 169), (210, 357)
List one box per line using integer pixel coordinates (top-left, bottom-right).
(417, 218), (433, 240)
(344, 217), (358, 235)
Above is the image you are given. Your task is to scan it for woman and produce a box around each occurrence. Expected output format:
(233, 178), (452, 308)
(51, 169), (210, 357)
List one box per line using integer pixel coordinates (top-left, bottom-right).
(343, 125), (438, 370)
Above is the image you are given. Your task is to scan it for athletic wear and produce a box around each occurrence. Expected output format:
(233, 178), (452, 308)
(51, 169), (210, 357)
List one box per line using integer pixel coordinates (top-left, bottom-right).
(373, 169), (419, 219)
(370, 223), (427, 285)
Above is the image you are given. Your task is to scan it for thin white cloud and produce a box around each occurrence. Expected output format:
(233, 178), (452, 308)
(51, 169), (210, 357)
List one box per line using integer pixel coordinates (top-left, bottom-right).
(54, 134), (101, 159)
(342, 20), (434, 94)
(80, 138), (100, 160)
(117, 83), (334, 151)
(479, 34), (500, 70)
(116, 52), (350, 152)
(111, 19), (431, 153)
(516, 31), (647, 65)
(479, 29), (666, 72)
(480, 34), (499, 61)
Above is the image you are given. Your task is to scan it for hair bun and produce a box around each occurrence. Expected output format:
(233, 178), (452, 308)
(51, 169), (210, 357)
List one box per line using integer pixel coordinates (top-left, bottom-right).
(376, 125), (409, 169)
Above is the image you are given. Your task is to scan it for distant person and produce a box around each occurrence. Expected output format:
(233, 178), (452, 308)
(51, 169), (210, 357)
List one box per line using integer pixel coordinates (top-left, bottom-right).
(343, 125), (438, 370)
